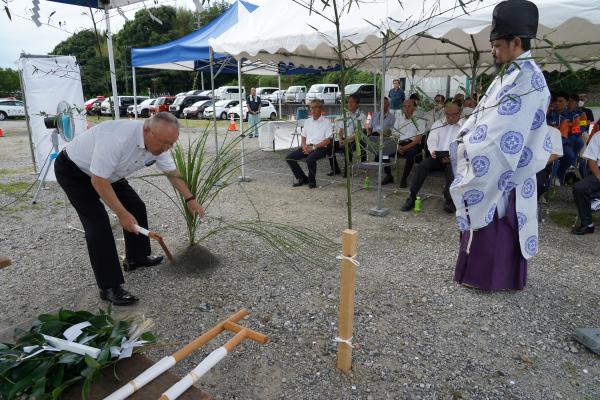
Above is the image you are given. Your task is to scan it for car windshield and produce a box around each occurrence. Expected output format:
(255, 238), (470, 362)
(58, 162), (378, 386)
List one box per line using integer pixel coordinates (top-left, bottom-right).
(140, 99), (154, 106)
(308, 86), (324, 93)
(345, 84), (362, 93)
(172, 96), (185, 106)
(155, 98), (165, 105)
(192, 100), (210, 107)
(288, 87), (302, 93)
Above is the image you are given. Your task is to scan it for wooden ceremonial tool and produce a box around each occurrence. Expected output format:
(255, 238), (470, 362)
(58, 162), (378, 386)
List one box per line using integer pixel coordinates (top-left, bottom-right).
(336, 229), (358, 373)
(104, 309), (248, 400)
(160, 321), (268, 400)
(0, 256), (11, 269)
(133, 224), (173, 262)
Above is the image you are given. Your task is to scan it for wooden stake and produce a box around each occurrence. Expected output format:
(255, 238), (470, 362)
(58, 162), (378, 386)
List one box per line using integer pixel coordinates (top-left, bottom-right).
(336, 229), (358, 373)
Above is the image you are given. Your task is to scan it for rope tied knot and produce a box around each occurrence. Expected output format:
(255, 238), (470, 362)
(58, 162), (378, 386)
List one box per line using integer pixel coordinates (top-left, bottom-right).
(333, 336), (357, 349)
(336, 254), (359, 267)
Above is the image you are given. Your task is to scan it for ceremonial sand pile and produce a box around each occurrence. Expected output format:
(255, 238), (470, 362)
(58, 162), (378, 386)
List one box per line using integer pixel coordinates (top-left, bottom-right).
(0, 119), (598, 399)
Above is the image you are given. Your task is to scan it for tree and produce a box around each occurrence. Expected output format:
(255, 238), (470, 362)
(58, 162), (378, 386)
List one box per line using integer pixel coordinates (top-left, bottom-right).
(0, 68), (20, 98)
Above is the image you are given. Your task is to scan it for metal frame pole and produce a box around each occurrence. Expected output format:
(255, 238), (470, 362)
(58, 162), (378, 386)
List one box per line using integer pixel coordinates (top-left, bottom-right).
(105, 5), (120, 120)
(17, 66), (38, 173)
(368, 33), (390, 217)
(277, 73), (282, 119)
(237, 59), (250, 182)
(132, 67), (138, 119)
(209, 48), (219, 154)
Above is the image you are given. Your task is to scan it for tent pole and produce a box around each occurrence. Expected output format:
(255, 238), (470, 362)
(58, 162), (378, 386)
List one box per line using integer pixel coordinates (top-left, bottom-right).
(237, 58), (250, 182)
(373, 72), (377, 113)
(105, 4), (119, 120)
(277, 73), (282, 119)
(132, 67), (138, 119)
(209, 47), (219, 154)
(17, 67), (37, 173)
(201, 71), (205, 91)
(368, 33), (389, 217)
(446, 75), (451, 101)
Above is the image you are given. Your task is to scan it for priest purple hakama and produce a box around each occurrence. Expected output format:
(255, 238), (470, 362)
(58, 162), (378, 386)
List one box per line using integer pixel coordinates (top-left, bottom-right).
(449, 0), (550, 291)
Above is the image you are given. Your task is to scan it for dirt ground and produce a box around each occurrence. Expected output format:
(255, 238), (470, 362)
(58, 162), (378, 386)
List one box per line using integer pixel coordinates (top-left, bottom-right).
(0, 118), (599, 399)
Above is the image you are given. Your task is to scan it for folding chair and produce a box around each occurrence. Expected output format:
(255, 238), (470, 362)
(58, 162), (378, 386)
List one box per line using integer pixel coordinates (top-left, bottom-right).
(352, 136), (398, 192)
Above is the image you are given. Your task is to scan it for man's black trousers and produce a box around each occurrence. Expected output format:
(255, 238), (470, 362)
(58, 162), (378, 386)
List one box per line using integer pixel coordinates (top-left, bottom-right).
(54, 151), (151, 289)
(410, 157), (454, 200)
(573, 174), (600, 227)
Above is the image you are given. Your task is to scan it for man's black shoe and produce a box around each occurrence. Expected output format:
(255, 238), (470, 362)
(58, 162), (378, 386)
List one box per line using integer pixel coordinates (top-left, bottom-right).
(443, 199), (456, 214)
(308, 181), (317, 189)
(399, 178), (408, 188)
(381, 175), (394, 185)
(100, 286), (139, 306)
(327, 170), (341, 176)
(292, 179), (308, 187)
(571, 225), (595, 235)
(401, 195), (416, 212)
(123, 255), (164, 271)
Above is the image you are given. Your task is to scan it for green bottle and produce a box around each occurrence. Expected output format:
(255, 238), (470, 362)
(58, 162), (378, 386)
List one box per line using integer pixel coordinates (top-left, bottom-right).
(364, 176), (369, 190)
(414, 196), (422, 213)
(548, 185), (556, 201)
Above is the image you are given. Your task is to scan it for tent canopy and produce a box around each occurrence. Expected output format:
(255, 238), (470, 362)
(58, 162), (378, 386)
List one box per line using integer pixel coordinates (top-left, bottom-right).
(46, 0), (144, 9)
(131, 0), (258, 71)
(210, 0), (600, 76)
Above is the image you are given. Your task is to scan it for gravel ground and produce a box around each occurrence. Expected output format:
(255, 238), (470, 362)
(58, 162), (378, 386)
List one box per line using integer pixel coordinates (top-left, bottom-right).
(0, 119), (599, 399)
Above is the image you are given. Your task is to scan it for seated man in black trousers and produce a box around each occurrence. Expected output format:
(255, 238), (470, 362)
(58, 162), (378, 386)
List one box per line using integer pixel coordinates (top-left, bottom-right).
(54, 112), (205, 305)
(286, 100), (333, 188)
(401, 102), (464, 213)
(329, 94), (367, 177)
(572, 131), (600, 235)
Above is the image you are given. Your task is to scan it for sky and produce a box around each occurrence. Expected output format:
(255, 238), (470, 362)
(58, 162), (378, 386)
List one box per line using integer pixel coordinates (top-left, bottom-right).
(0, 0), (265, 69)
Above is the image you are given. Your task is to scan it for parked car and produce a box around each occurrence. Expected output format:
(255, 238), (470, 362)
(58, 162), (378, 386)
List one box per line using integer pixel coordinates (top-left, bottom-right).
(306, 84), (339, 105)
(227, 100), (277, 121)
(0, 98), (25, 120)
(127, 98), (156, 118)
(256, 87), (279, 98)
(100, 96), (149, 117)
(182, 100), (213, 119)
(199, 90), (212, 98)
(203, 99), (239, 120)
(169, 95), (210, 118)
(84, 96), (104, 115)
(263, 89), (286, 104)
(186, 90), (204, 96)
(284, 85), (307, 103)
(149, 96), (176, 114)
(214, 86), (246, 101)
(336, 83), (376, 104)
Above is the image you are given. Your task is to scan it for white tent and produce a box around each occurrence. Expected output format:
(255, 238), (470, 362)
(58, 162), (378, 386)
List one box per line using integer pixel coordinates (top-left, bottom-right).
(210, 0), (600, 77)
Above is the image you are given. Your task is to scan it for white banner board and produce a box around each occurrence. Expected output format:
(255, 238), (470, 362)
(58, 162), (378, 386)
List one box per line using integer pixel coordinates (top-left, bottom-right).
(18, 55), (86, 181)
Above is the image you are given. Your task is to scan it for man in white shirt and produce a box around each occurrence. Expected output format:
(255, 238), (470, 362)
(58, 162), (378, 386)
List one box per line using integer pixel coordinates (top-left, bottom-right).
(537, 125), (563, 199)
(54, 112), (205, 305)
(401, 102), (463, 213)
(328, 94), (367, 177)
(572, 131), (600, 234)
(387, 99), (428, 186)
(286, 100), (332, 188)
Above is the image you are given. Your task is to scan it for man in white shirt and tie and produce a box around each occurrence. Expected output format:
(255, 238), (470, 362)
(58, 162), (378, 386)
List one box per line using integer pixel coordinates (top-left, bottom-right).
(401, 102), (464, 213)
(54, 112), (205, 305)
(286, 100), (332, 188)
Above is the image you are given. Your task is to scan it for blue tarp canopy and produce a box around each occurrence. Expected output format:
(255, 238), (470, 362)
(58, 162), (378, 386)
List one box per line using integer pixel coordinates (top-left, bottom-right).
(131, 0), (258, 71)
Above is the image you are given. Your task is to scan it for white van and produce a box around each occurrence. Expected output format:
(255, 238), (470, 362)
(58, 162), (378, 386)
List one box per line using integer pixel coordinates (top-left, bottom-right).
(214, 86), (246, 101)
(306, 84), (339, 105)
(284, 86), (307, 103)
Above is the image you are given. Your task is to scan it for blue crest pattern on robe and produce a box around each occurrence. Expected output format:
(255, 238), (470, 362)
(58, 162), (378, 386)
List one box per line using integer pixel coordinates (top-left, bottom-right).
(449, 51), (550, 260)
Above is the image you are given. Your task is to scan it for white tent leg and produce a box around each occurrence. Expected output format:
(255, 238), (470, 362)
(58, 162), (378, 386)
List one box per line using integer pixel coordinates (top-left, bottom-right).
(132, 67), (138, 119)
(369, 34), (389, 217)
(238, 59), (250, 182)
(201, 71), (205, 91)
(209, 48), (219, 154)
(373, 72), (377, 114)
(18, 68), (37, 173)
(105, 5), (119, 120)
(277, 73), (282, 119)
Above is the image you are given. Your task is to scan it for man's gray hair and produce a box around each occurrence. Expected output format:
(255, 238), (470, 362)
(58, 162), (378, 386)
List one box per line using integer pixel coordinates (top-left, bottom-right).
(144, 111), (180, 131)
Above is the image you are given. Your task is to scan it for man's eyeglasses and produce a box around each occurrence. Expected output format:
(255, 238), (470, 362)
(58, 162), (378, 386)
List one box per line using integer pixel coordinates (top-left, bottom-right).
(445, 111), (460, 117)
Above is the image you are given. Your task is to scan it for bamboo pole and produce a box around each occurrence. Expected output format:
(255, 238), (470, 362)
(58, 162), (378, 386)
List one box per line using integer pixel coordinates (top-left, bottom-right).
(336, 229), (358, 373)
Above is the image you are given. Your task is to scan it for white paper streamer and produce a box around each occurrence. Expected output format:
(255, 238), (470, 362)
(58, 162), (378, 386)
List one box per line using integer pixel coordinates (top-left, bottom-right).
(63, 321), (91, 342)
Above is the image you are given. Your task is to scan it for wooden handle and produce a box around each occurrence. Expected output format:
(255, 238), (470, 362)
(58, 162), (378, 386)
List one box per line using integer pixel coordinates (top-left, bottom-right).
(0, 257), (11, 269)
(223, 321), (269, 344)
(172, 309), (248, 362)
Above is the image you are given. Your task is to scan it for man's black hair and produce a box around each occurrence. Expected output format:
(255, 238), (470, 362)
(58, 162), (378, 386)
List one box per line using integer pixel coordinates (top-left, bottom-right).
(348, 94), (360, 104)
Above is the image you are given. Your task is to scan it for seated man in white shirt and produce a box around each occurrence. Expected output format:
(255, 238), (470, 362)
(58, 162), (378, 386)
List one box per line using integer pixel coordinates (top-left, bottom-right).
(572, 131), (600, 235)
(401, 102), (464, 213)
(286, 100), (333, 188)
(328, 94), (367, 177)
(537, 125), (563, 199)
(386, 98), (428, 186)
(54, 112), (205, 305)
